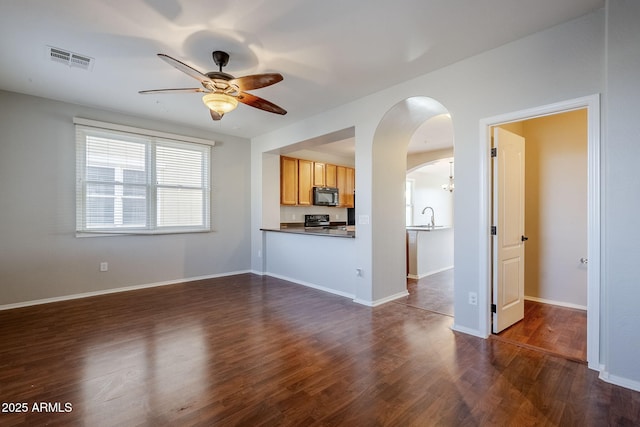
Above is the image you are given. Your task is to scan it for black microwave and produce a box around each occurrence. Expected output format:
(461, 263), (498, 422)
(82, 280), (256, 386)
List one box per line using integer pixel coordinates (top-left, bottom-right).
(313, 187), (339, 206)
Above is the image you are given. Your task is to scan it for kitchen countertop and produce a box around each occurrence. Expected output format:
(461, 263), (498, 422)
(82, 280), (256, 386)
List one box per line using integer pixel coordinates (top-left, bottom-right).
(261, 225), (356, 238)
(406, 225), (453, 231)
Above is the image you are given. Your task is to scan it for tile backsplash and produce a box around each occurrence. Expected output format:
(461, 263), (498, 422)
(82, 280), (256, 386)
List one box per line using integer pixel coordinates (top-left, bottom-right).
(280, 205), (347, 223)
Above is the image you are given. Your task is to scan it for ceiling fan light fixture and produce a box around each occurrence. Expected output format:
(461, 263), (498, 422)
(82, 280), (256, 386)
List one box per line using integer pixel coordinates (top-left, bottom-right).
(202, 93), (238, 115)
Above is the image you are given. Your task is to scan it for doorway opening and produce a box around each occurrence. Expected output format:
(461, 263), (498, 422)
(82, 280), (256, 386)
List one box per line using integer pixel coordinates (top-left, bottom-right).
(370, 96), (453, 306)
(491, 110), (588, 362)
(395, 112), (455, 316)
(479, 95), (600, 369)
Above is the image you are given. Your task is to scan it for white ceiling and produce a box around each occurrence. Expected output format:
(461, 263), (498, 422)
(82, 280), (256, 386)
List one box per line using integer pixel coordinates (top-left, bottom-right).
(0, 0), (603, 139)
(408, 114), (453, 154)
(408, 158), (454, 179)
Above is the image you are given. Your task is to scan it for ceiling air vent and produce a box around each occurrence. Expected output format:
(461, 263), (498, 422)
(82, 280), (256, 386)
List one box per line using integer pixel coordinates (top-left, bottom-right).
(47, 46), (94, 71)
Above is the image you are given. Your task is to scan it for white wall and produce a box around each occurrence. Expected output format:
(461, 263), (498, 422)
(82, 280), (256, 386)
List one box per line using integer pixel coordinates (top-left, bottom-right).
(602, 0), (640, 389)
(253, 10), (603, 305)
(407, 165), (454, 227)
(251, 7), (612, 367)
(520, 110), (588, 308)
(249, 4), (640, 389)
(264, 232), (356, 299)
(0, 90), (252, 306)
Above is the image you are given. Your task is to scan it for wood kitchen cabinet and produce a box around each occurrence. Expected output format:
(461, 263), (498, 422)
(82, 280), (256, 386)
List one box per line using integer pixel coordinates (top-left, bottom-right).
(280, 156), (298, 205)
(313, 162), (326, 187)
(325, 164), (337, 187)
(281, 156), (353, 206)
(298, 159), (313, 205)
(336, 166), (355, 207)
(346, 167), (355, 207)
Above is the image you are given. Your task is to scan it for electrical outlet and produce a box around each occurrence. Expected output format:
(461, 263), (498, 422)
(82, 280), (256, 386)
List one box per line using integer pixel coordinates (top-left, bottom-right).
(100, 262), (108, 272)
(468, 292), (478, 305)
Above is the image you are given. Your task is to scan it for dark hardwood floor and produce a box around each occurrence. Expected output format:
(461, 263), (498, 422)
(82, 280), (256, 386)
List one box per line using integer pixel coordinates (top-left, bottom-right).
(398, 269), (454, 316)
(494, 300), (587, 363)
(399, 269), (588, 364)
(1, 273), (638, 426)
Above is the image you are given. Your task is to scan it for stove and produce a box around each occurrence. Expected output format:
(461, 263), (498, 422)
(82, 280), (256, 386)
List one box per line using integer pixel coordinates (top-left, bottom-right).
(304, 214), (330, 228)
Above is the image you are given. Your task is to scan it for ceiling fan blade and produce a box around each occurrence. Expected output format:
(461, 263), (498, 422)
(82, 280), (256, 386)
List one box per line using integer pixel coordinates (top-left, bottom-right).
(237, 92), (287, 115)
(210, 110), (223, 121)
(157, 53), (211, 83)
(139, 88), (205, 94)
(230, 73), (283, 91)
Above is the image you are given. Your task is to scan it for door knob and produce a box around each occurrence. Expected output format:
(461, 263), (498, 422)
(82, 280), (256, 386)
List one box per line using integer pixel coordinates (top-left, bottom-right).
(521, 235), (529, 241)
(580, 258), (588, 264)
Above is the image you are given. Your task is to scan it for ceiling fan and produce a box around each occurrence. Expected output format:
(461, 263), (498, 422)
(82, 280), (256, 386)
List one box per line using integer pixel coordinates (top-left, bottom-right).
(139, 50), (286, 121)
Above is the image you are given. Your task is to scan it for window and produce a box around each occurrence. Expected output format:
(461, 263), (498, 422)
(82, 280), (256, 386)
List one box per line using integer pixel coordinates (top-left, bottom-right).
(406, 179), (414, 225)
(75, 119), (212, 235)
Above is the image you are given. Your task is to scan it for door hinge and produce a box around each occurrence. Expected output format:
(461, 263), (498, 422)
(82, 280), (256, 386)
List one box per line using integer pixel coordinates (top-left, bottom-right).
(491, 226), (497, 236)
(491, 304), (497, 313)
(491, 147), (497, 157)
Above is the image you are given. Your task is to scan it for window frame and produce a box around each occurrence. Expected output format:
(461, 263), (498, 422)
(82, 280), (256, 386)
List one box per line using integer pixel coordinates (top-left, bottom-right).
(74, 118), (214, 236)
(405, 178), (415, 226)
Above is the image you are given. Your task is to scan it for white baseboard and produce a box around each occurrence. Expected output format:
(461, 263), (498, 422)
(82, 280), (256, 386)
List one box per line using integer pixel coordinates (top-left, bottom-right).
(249, 269), (267, 276)
(264, 272), (356, 300)
(355, 290), (410, 307)
(451, 323), (488, 338)
(264, 272), (410, 308)
(0, 270), (253, 311)
(599, 368), (640, 392)
(407, 266), (453, 280)
(525, 295), (587, 311)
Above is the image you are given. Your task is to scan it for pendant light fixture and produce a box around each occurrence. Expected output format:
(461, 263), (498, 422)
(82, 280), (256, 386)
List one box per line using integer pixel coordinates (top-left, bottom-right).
(441, 161), (454, 192)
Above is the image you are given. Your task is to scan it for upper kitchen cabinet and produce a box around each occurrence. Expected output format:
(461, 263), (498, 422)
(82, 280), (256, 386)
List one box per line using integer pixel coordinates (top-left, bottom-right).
(313, 162), (326, 187)
(298, 159), (314, 205)
(336, 166), (355, 208)
(281, 155), (354, 206)
(280, 156), (298, 205)
(346, 167), (355, 207)
(325, 164), (337, 188)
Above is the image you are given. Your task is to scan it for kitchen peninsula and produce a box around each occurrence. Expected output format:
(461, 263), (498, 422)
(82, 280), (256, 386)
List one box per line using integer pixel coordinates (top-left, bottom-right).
(261, 226), (355, 238)
(406, 225), (454, 279)
(261, 214), (355, 238)
(260, 221), (357, 299)
(257, 153), (358, 300)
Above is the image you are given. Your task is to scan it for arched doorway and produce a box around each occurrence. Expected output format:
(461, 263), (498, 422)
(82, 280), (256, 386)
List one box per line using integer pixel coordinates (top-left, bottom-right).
(370, 96), (454, 304)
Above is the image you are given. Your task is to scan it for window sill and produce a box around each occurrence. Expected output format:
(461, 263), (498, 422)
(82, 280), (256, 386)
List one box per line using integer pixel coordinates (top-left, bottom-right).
(75, 228), (212, 238)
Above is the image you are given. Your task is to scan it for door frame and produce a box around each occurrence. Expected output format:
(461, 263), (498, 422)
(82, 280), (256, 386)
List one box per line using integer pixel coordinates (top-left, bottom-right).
(478, 94), (600, 370)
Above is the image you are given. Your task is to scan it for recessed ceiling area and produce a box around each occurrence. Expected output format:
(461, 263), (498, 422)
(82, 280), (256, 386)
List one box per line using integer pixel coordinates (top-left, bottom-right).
(283, 111), (453, 160)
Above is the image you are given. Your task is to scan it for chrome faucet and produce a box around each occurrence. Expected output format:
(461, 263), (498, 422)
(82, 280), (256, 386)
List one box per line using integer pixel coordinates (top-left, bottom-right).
(421, 206), (435, 228)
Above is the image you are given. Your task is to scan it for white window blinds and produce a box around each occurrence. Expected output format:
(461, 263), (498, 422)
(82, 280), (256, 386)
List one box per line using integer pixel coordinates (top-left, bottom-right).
(75, 120), (212, 235)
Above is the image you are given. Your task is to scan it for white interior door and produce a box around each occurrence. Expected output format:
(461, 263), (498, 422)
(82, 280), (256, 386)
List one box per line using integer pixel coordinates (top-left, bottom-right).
(492, 127), (526, 333)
